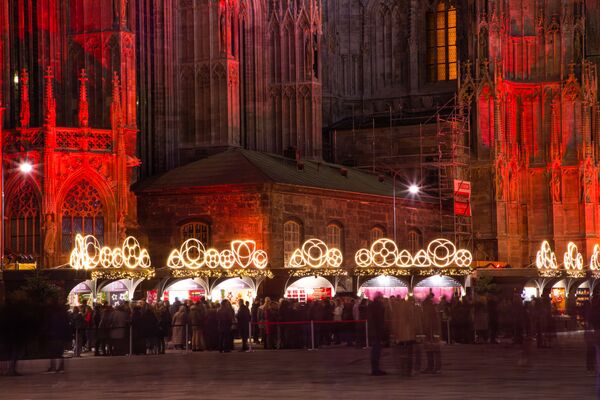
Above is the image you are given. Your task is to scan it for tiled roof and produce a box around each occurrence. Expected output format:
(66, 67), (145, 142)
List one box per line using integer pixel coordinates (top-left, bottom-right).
(134, 148), (414, 199)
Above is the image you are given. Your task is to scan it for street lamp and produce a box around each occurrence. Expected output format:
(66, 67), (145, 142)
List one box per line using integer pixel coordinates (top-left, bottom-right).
(19, 161), (33, 174)
(408, 184), (420, 195)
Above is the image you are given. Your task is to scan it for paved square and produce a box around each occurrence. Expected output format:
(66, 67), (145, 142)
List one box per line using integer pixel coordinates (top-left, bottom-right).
(1, 335), (596, 399)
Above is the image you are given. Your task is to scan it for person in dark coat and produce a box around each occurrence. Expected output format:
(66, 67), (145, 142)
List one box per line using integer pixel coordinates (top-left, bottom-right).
(217, 300), (235, 352)
(44, 298), (71, 373)
(141, 305), (159, 354)
(367, 293), (387, 376)
(131, 306), (145, 355)
(251, 300), (260, 344)
(237, 299), (251, 351)
(156, 303), (171, 354)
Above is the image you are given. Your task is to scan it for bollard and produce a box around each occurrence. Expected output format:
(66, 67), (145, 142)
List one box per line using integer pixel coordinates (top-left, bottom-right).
(365, 320), (369, 348)
(248, 322), (253, 352)
(185, 324), (189, 352)
(129, 325), (133, 356)
(74, 328), (79, 357)
(311, 320), (316, 350)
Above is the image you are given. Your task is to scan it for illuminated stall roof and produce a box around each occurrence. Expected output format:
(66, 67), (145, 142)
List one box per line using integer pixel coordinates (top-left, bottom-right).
(287, 239), (347, 277)
(535, 240), (595, 278)
(354, 238), (472, 277)
(167, 239), (272, 279)
(69, 234), (154, 279)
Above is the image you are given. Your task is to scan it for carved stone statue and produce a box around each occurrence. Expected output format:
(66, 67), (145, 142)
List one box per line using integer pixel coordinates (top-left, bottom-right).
(494, 156), (506, 201)
(551, 166), (561, 203)
(582, 159), (594, 203)
(114, 0), (128, 28)
(43, 214), (56, 267)
(220, 10), (227, 53)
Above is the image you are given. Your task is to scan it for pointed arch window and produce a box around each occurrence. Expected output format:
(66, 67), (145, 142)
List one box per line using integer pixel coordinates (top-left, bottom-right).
(407, 229), (423, 254)
(427, 1), (457, 81)
(6, 182), (41, 256)
(61, 180), (105, 252)
(284, 219), (302, 267)
(326, 222), (343, 251)
(370, 226), (385, 243)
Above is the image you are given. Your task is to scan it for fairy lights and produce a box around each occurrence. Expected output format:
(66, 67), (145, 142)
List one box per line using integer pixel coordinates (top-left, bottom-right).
(70, 234), (151, 270)
(355, 238), (472, 269)
(591, 245), (600, 271)
(563, 242), (584, 271)
(167, 239), (268, 270)
(288, 239), (343, 269)
(535, 241), (558, 270)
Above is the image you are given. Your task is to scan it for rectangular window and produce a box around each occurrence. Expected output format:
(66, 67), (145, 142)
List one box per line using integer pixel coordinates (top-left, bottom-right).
(427, 2), (458, 82)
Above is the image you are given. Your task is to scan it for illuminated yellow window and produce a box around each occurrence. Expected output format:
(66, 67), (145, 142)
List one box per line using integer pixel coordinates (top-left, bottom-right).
(427, 1), (457, 81)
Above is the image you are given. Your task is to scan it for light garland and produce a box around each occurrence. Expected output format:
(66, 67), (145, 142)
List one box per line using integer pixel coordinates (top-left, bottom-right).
(535, 240), (595, 271)
(355, 238), (472, 269)
(171, 268), (273, 279)
(353, 267), (471, 277)
(167, 239), (268, 270)
(289, 268), (348, 277)
(91, 268), (155, 280)
(288, 239), (343, 269)
(70, 234), (151, 270)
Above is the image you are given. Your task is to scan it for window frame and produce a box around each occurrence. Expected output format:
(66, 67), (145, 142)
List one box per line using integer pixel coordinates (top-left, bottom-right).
(180, 221), (211, 245)
(370, 226), (386, 243)
(283, 219), (303, 267)
(426, 0), (457, 82)
(326, 222), (344, 251)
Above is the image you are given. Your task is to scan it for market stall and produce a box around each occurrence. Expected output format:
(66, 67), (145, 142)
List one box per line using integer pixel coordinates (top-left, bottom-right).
(283, 238), (345, 302)
(166, 238), (272, 304)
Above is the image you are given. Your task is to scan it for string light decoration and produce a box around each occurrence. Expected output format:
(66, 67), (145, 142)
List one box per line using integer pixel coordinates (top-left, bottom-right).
(288, 239), (344, 269)
(70, 234), (151, 270)
(591, 245), (600, 271)
(355, 238), (472, 269)
(563, 242), (584, 271)
(535, 241), (558, 270)
(171, 268), (273, 279)
(167, 239), (268, 270)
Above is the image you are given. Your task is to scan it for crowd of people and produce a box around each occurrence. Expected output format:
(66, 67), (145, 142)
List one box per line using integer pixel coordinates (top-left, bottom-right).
(3, 289), (600, 377)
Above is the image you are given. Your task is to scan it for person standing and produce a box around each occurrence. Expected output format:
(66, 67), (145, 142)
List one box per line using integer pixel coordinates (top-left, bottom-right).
(189, 304), (205, 351)
(217, 300), (235, 353)
(44, 298), (70, 373)
(368, 293), (387, 376)
(70, 307), (85, 357)
(171, 305), (188, 350)
(237, 299), (251, 351)
(422, 294), (442, 374)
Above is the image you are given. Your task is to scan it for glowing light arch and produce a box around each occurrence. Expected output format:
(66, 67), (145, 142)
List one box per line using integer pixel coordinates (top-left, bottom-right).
(70, 234), (151, 270)
(167, 239), (268, 270)
(354, 238), (472, 269)
(563, 242), (584, 271)
(591, 245), (600, 271)
(288, 239), (344, 269)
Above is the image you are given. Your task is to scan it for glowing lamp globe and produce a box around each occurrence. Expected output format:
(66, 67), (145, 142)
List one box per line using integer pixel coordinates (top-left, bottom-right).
(19, 161), (33, 173)
(408, 184), (420, 195)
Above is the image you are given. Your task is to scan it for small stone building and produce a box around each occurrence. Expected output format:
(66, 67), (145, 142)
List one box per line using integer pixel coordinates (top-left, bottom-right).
(134, 148), (437, 296)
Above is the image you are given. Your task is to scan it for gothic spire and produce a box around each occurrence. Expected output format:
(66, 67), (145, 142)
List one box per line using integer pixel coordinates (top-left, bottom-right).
(111, 71), (124, 129)
(44, 66), (56, 126)
(78, 69), (89, 127)
(19, 69), (30, 128)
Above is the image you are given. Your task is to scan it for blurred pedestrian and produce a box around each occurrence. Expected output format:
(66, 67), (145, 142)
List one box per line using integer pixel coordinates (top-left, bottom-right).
(368, 293), (387, 376)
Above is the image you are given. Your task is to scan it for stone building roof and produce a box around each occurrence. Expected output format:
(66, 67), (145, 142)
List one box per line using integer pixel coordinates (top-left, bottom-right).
(134, 148), (420, 200)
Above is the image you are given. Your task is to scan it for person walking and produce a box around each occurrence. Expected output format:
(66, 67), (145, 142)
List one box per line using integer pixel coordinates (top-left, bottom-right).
(368, 293), (387, 376)
(44, 298), (70, 373)
(237, 299), (251, 351)
(70, 307), (85, 357)
(422, 294), (442, 374)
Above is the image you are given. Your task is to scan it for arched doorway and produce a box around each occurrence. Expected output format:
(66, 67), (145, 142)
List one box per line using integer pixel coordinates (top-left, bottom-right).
(414, 275), (464, 303)
(163, 278), (207, 303)
(285, 276), (335, 302)
(211, 277), (257, 305)
(358, 275), (409, 300)
(68, 281), (94, 307)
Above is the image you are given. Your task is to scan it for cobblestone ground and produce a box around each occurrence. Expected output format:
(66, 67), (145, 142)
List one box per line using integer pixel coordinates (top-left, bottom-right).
(1, 334), (597, 399)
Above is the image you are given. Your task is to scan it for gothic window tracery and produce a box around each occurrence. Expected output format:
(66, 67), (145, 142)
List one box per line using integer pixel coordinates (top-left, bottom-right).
(426, 0), (457, 81)
(181, 222), (210, 244)
(6, 182), (41, 256)
(284, 219), (302, 266)
(61, 180), (105, 252)
(326, 222), (343, 251)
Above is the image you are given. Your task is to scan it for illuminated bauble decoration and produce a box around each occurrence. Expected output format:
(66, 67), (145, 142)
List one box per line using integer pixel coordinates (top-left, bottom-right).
(370, 238), (398, 268)
(396, 249), (412, 267)
(181, 238), (205, 268)
(327, 248), (343, 268)
(535, 240), (558, 270)
(591, 245), (600, 271)
(302, 239), (329, 268)
(167, 249), (185, 269)
(355, 248), (372, 268)
(252, 250), (269, 269)
(219, 249), (236, 269)
(69, 234), (151, 270)
(288, 249), (305, 268)
(455, 249), (473, 268)
(412, 249), (432, 267)
(563, 242), (584, 271)
(231, 240), (256, 268)
(427, 239), (457, 268)
(205, 249), (221, 269)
